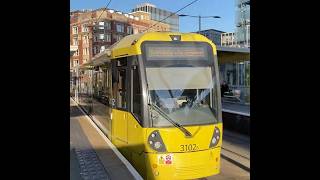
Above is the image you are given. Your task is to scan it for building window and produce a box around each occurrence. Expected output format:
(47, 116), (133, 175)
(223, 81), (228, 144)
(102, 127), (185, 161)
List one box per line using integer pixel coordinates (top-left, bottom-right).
(114, 34), (123, 42)
(105, 34), (111, 42)
(72, 26), (78, 34)
(94, 35), (98, 42)
(117, 35), (122, 41)
(73, 49), (79, 56)
(83, 35), (89, 44)
(82, 24), (89, 32)
(127, 26), (133, 34)
(105, 21), (111, 30)
(98, 21), (104, 29)
(73, 37), (78, 46)
(116, 23), (124, 33)
(73, 60), (79, 66)
(83, 48), (89, 55)
(96, 34), (111, 42)
(96, 21), (111, 30)
(100, 46), (105, 52)
(93, 46), (98, 54)
(133, 28), (139, 34)
(98, 34), (104, 40)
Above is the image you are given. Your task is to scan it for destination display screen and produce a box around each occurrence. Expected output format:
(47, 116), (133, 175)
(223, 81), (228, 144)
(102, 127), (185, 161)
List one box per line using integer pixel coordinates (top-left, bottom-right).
(145, 44), (210, 61)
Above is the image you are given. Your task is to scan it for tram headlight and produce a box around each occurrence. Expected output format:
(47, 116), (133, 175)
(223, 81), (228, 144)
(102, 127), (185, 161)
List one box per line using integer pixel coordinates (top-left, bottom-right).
(148, 130), (167, 152)
(154, 142), (162, 149)
(210, 127), (221, 148)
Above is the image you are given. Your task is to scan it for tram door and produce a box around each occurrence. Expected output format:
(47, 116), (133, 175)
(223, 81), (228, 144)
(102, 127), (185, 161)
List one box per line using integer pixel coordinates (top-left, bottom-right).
(112, 58), (129, 147)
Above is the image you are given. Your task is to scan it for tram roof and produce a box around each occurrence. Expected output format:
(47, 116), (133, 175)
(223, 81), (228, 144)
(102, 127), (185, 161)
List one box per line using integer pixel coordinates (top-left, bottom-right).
(80, 32), (249, 68)
(216, 46), (250, 64)
(81, 32), (217, 68)
(80, 33), (146, 69)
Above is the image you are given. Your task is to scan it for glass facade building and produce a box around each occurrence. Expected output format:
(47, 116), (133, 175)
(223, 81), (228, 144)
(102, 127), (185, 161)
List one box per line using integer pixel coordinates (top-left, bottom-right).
(198, 29), (225, 45)
(132, 3), (179, 32)
(219, 61), (250, 104)
(235, 0), (250, 47)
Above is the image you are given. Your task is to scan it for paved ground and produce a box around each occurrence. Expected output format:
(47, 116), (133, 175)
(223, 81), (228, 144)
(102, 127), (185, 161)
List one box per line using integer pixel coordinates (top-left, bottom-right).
(70, 99), (136, 180)
(223, 130), (249, 157)
(70, 101), (110, 180)
(70, 144), (83, 180)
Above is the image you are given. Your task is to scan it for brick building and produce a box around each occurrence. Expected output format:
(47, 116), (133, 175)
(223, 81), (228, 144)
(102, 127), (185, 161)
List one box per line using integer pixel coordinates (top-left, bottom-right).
(70, 8), (170, 68)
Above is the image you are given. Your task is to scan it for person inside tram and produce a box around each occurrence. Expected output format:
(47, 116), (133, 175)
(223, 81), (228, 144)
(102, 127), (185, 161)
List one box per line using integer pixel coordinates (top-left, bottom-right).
(221, 81), (230, 97)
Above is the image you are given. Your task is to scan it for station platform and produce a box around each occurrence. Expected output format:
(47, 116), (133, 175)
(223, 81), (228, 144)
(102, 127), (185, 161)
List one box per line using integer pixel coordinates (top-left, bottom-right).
(70, 98), (143, 180)
(221, 102), (250, 135)
(222, 102), (250, 117)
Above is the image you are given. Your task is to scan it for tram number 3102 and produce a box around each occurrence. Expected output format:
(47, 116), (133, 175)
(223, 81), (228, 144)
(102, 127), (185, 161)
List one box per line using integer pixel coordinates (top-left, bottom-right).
(180, 144), (199, 152)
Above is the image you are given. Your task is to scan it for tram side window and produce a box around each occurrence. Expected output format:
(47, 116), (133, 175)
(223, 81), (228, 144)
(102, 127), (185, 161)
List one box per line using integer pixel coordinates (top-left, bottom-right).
(211, 67), (219, 119)
(132, 65), (142, 121)
(112, 58), (128, 110)
(91, 65), (111, 106)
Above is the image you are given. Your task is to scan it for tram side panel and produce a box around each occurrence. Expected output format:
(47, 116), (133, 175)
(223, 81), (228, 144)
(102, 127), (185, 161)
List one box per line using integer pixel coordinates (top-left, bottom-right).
(109, 56), (148, 177)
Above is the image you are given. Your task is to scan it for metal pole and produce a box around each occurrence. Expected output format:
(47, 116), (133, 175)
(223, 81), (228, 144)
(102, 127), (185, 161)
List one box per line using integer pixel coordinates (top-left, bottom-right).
(197, 89), (199, 101)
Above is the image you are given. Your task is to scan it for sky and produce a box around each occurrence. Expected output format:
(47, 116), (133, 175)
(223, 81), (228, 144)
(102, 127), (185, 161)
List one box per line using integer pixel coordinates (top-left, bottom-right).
(70, 0), (235, 33)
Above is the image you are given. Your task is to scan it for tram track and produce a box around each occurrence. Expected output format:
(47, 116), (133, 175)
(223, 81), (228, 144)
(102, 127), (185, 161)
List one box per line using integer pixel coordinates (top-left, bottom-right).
(222, 147), (249, 160)
(221, 148), (250, 172)
(220, 130), (250, 172)
(221, 154), (250, 173)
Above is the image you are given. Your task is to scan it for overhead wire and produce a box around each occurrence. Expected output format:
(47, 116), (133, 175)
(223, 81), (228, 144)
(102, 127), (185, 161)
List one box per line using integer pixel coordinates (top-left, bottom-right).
(144, 0), (200, 32)
(95, 0), (112, 24)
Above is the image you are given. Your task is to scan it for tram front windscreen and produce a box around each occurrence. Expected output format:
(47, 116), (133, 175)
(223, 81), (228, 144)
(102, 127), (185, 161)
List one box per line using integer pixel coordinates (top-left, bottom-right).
(142, 41), (220, 128)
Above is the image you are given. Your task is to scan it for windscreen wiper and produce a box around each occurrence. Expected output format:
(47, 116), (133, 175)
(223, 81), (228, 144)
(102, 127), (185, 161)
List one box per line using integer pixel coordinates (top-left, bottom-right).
(149, 103), (192, 137)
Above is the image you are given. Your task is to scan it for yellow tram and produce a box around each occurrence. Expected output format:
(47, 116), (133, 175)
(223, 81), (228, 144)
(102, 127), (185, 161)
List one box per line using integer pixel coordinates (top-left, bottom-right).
(74, 32), (223, 180)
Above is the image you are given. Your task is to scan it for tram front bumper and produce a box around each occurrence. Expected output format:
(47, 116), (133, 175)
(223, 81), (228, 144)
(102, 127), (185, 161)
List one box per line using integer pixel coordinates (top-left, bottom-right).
(145, 147), (221, 180)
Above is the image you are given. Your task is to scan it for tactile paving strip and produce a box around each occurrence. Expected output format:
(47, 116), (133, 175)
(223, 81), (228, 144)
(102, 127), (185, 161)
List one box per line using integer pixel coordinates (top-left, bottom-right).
(75, 148), (110, 180)
(71, 104), (110, 180)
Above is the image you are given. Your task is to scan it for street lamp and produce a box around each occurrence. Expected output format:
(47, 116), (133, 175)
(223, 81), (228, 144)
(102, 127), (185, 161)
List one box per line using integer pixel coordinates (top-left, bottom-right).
(179, 14), (221, 32)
